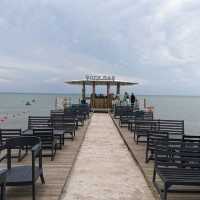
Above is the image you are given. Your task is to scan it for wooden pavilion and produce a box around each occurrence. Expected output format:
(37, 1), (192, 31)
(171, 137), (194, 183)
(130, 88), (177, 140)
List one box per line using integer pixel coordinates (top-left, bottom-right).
(65, 75), (138, 112)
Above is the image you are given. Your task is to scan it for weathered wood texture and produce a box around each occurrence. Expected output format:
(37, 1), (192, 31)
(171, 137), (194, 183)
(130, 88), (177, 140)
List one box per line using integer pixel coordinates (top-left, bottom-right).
(1, 119), (90, 200)
(112, 116), (200, 200)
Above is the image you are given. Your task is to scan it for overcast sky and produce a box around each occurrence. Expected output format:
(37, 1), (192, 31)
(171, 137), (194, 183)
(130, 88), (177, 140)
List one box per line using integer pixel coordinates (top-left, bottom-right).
(0, 0), (200, 95)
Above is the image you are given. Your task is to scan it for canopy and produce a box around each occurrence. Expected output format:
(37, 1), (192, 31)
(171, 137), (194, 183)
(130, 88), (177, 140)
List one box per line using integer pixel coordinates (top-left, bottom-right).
(65, 79), (138, 86)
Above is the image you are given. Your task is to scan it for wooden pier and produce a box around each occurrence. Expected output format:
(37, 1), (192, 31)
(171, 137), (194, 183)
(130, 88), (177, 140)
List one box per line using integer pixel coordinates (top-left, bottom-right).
(61, 113), (154, 200)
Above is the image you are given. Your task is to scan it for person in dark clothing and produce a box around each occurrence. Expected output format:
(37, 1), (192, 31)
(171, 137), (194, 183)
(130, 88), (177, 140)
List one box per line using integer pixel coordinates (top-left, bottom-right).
(81, 99), (86, 104)
(131, 93), (136, 107)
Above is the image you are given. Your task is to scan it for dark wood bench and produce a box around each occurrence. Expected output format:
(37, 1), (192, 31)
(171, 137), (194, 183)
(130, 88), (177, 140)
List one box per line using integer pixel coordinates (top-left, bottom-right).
(0, 129), (27, 161)
(128, 111), (153, 131)
(134, 119), (184, 144)
(51, 113), (76, 140)
(153, 137), (200, 200)
(119, 111), (137, 127)
(113, 105), (133, 119)
(5, 136), (45, 200)
(64, 111), (79, 128)
(63, 116), (76, 140)
(33, 128), (57, 161)
(145, 130), (168, 163)
(28, 116), (51, 129)
(71, 104), (90, 121)
(134, 120), (159, 143)
(0, 169), (7, 200)
(25, 116), (64, 149)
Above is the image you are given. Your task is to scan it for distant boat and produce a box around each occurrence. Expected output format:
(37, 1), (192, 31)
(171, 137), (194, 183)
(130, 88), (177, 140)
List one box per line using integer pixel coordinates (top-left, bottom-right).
(32, 99), (36, 103)
(25, 101), (31, 106)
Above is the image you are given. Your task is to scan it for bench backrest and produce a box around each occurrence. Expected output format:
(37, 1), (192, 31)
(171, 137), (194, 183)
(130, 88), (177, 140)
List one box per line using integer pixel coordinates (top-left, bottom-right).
(114, 106), (132, 117)
(51, 113), (64, 130)
(135, 119), (184, 138)
(158, 120), (184, 139)
(33, 128), (54, 147)
(0, 129), (21, 144)
(28, 116), (51, 129)
(155, 139), (200, 169)
(147, 130), (169, 149)
(51, 113), (76, 130)
(135, 120), (159, 133)
(143, 112), (153, 120)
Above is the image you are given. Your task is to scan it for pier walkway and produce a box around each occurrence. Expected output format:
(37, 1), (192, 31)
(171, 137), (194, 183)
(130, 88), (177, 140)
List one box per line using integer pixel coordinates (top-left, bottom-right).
(62, 113), (155, 200)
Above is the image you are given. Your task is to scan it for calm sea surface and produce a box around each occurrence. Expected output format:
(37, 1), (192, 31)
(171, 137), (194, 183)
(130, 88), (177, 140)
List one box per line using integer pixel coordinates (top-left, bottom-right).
(0, 93), (199, 135)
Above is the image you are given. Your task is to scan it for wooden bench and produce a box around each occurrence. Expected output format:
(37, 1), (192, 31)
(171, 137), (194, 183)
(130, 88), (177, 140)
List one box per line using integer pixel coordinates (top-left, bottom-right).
(28, 116), (51, 130)
(128, 111), (153, 130)
(153, 137), (200, 200)
(119, 111), (137, 127)
(0, 129), (27, 161)
(33, 128), (57, 161)
(26, 116), (64, 149)
(113, 105), (133, 119)
(0, 169), (7, 200)
(145, 130), (168, 163)
(5, 136), (45, 200)
(134, 119), (184, 144)
(134, 120), (159, 143)
(51, 113), (76, 140)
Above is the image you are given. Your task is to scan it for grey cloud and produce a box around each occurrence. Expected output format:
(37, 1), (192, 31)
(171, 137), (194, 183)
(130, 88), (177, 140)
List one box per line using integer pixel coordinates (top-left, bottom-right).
(0, 0), (200, 94)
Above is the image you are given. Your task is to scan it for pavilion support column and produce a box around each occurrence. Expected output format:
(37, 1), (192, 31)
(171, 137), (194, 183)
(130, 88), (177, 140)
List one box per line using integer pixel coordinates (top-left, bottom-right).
(116, 83), (120, 95)
(82, 82), (86, 100)
(107, 83), (111, 109)
(107, 83), (110, 96)
(92, 82), (95, 95)
(92, 82), (96, 108)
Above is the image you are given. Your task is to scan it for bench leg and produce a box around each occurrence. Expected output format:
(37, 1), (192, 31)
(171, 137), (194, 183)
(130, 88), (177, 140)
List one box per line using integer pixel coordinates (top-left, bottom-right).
(51, 146), (56, 161)
(133, 131), (136, 141)
(32, 183), (35, 200)
(136, 136), (139, 144)
(40, 174), (45, 184)
(152, 168), (156, 182)
(162, 183), (168, 200)
(145, 148), (149, 163)
(18, 149), (21, 162)
(62, 134), (65, 145)
(1, 184), (6, 200)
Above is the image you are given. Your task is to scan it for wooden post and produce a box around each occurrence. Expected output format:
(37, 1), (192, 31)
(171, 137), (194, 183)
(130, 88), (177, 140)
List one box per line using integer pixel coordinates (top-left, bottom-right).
(92, 81), (95, 95)
(144, 98), (146, 109)
(82, 82), (86, 100)
(116, 83), (120, 95)
(92, 82), (96, 108)
(107, 83), (110, 96)
(107, 83), (111, 109)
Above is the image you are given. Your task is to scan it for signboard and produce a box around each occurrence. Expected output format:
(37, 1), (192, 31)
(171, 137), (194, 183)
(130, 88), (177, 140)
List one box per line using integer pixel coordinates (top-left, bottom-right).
(85, 75), (115, 81)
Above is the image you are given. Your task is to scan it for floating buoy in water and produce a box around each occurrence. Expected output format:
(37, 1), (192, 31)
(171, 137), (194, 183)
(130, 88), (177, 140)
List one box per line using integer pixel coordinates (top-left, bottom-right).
(25, 101), (31, 106)
(0, 117), (5, 123)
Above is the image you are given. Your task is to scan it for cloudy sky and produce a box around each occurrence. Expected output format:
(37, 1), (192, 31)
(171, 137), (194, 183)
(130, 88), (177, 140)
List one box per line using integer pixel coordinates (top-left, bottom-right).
(0, 0), (200, 95)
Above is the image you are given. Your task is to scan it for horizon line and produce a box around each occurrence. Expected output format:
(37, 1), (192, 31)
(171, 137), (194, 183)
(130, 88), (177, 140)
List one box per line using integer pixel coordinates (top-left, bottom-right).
(0, 91), (200, 97)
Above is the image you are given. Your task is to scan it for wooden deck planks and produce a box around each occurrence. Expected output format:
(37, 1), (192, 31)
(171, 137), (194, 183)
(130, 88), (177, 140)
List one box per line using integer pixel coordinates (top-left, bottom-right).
(62, 113), (155, 200)
(112, 116), (200, 200)
(2, 119), (90, 200)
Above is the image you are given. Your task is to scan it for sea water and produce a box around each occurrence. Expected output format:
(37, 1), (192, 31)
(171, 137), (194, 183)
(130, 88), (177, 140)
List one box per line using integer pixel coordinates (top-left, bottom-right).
(0, 93), (199, 135)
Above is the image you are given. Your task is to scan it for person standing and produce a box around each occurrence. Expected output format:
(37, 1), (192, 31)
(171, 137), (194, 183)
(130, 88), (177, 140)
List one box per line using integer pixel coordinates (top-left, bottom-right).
(131, 93), (136, 107)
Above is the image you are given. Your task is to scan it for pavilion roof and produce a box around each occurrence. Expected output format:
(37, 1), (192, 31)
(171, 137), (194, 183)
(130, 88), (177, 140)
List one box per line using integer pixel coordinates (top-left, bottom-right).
(65, 79), (138, 86)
